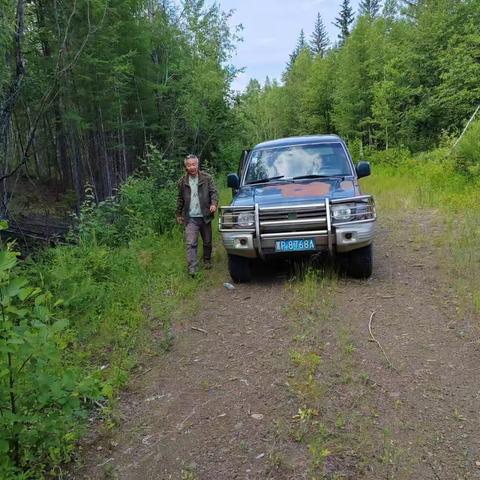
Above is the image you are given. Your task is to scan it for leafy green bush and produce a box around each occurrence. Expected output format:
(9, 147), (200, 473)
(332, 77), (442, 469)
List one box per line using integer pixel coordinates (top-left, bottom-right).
(454, 119), (480, 177)
(4, 150), (223, 477)
(74, 175), (177, 247)
(365, 147), (412, 167)
(363, 150), (480, 317)
(0, 239), (100, 478)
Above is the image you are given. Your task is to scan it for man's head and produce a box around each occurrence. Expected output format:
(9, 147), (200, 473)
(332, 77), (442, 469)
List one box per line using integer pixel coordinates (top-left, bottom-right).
(184, 154), (199, 176)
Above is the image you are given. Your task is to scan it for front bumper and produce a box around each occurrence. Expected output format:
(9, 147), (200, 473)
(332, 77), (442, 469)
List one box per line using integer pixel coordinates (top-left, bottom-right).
(220, 196), (376, 258)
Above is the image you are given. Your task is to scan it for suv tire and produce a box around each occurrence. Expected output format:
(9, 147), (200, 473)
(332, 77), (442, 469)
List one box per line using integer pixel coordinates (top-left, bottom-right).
(338, 244), (372, 279)
(228, 254), (252, 283)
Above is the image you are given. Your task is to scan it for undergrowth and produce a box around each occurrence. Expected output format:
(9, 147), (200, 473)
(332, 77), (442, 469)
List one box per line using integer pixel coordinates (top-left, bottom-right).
(284, 267), (383, 478)
(0, 145), (228, 477)
(362, 139), (480, 315)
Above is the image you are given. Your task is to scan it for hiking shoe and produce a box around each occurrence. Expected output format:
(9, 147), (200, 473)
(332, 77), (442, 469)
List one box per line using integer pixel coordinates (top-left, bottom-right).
(204, 259), (212, 270)
(188, 266), (198, 277)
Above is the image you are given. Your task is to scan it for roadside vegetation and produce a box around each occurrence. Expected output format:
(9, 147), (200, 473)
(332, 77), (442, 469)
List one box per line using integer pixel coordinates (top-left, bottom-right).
(1, 0), (479, 477)
(0, 150), (218, 477)
(362, 122), (480, 314)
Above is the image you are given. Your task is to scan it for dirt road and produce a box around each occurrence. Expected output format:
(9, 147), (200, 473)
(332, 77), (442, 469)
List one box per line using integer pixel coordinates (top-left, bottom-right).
(78, 210), (480, 479)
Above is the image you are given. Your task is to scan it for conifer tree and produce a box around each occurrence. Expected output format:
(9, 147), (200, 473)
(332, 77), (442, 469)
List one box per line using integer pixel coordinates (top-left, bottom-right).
(310, 13), (329, 57)
(359, 0), (382, 18)
(284, 29), (310, 77)
(333, 0), (355, 45)
(382, 0), (398, 18)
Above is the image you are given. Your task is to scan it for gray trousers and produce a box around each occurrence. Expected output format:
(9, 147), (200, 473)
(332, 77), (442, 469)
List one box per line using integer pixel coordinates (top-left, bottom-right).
(185, 218), (212, 269)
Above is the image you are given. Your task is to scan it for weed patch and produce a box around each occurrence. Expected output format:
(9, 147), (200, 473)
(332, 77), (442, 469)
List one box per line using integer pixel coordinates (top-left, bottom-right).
(284, 268), (397, 477)
(0, 178), (229, 477)
(362, 151), (480, 317)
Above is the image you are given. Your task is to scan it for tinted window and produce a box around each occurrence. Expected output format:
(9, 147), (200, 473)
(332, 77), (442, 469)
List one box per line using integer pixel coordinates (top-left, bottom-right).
(245, 143), (352, 184)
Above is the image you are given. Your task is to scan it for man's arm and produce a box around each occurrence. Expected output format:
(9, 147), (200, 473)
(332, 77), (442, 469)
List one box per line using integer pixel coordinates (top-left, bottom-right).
(208, 175), (218, 213)
(176, 179), (185, 223)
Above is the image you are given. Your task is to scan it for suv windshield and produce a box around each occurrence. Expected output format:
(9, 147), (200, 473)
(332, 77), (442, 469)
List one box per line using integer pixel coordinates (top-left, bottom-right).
(244, 143), (352, 184)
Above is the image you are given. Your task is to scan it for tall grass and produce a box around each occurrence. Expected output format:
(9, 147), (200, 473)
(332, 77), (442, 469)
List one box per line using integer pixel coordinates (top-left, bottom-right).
(1, 161), (229, 476)
(361, 139), (480, 314)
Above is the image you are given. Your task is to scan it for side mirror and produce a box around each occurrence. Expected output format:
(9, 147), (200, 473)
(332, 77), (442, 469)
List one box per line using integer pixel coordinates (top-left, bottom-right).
(356, 161), (371, 179)
(227, 173), (240, 190)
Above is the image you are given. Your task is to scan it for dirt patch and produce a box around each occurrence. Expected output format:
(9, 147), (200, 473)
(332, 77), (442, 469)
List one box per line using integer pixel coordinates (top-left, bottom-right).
(76, 209), (480, 479)
(328, 211), (480, 478)
(77, 265), (309, 479)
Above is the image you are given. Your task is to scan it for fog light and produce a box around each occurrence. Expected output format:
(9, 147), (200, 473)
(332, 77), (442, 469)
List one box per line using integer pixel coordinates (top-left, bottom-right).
(234, 238), (248, 248)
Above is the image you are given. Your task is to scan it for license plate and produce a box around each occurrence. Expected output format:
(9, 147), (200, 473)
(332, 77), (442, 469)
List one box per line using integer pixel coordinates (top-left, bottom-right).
(275, 238), (316, 252)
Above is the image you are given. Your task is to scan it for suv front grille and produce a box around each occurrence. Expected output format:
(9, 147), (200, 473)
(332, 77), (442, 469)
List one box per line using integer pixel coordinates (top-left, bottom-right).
(259, 205), (327, 234)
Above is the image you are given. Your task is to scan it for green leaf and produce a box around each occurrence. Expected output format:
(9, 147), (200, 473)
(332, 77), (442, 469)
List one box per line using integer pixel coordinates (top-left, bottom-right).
(51, 318), (69, 333)
(35, 294), (46, 306)
(0, 438), (9, 453)
(5, 277), (28, 298)
(0, 250), (17, 272)
(19, 286), (40, 301)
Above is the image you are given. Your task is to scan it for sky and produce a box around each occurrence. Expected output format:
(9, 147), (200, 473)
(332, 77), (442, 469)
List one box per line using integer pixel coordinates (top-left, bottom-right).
(217, 0), (361, 92)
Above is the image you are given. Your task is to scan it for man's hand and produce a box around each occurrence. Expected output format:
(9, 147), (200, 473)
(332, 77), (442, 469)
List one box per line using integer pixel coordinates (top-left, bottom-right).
(176, 215), (184, 225)
(209, 205), (217, 214)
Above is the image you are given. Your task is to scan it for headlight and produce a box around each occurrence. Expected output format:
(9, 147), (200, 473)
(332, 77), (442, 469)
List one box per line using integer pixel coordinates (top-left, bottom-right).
(331, 202), (372, 222)
(332, 204), (354, 221)
(237, 212), (255, 227)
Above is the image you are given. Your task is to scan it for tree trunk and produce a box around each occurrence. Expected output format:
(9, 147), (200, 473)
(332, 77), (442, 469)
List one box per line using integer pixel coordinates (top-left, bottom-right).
(0, 0), (26, 214)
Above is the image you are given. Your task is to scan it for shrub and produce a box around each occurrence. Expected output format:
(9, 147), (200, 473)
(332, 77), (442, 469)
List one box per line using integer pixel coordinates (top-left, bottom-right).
(0, 237), (100, 478)
(73, 176), (176, 247)
(366, 147), (411, 167)
(454, 119), (480, 177)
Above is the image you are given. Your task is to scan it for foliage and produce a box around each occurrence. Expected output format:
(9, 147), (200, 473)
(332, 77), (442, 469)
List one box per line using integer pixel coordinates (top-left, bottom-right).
(362, 145), (480, 315)
(359, 0), (382, 18)
(73, 145), (181, 246)
(0, 139), (220, 478)
(310, 13), (329, 57)
(2, 0), (238, 208)
(0, 234), (100, 477)
(229, 0), (480, 158)
(454, 120), (480, 177)
(333, 0), (355, 44)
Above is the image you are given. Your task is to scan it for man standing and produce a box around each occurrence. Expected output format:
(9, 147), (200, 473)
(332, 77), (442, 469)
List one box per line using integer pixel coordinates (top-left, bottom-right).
(176, 154), (218, 276)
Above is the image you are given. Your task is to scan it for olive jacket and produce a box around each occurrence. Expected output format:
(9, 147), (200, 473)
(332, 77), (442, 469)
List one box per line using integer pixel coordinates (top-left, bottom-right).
(176, 171), (218, 224)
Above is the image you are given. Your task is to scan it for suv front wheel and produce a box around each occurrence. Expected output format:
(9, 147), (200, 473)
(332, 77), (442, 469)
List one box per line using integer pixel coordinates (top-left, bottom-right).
(228, 254), (252, 283)
(337, 244), (373, 279)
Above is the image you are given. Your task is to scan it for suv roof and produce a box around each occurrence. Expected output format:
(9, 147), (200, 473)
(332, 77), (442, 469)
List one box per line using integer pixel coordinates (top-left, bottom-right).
(253, 134), (342, 150)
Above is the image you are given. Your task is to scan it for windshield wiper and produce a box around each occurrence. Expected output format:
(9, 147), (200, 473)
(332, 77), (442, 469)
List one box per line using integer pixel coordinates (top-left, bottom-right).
(247, 175), (285, 185)
(292, 174), (345, 180)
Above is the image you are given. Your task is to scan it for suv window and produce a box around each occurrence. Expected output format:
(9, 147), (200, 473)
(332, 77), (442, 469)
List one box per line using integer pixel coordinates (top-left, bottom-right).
(244, 142), (352, 184)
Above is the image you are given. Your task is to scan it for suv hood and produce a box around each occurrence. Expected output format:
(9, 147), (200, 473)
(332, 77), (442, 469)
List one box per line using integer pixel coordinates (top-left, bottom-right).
(232, 178), (360, 207)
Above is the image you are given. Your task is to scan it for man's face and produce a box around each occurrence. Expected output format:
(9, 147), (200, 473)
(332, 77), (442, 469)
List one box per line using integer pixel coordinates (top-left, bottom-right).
(185, 159), (199, 176)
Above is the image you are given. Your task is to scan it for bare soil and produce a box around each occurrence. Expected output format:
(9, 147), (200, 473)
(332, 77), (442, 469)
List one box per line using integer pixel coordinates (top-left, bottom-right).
(77, 209), (480, 480)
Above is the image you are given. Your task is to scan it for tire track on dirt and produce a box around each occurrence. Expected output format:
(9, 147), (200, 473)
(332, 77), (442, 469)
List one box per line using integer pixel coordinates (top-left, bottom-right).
(78, 208), (480, 479)
(332, 211), (480, 479)
(78, 269), (309, 479)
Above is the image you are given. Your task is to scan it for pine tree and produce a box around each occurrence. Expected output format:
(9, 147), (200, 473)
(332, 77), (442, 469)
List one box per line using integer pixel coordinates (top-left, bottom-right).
(333, 0), (355, 45)
(359, 0), (382, 18)
(310, 13), (329, 57)
(382, 0), (398, 18)
(284, 29), (310, 77)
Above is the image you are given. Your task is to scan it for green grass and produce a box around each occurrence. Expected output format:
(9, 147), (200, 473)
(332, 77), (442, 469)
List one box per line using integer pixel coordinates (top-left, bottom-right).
(284, 265), (414, 478)
(362, 151), (480, 316)
(1, 182), (231, 477)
